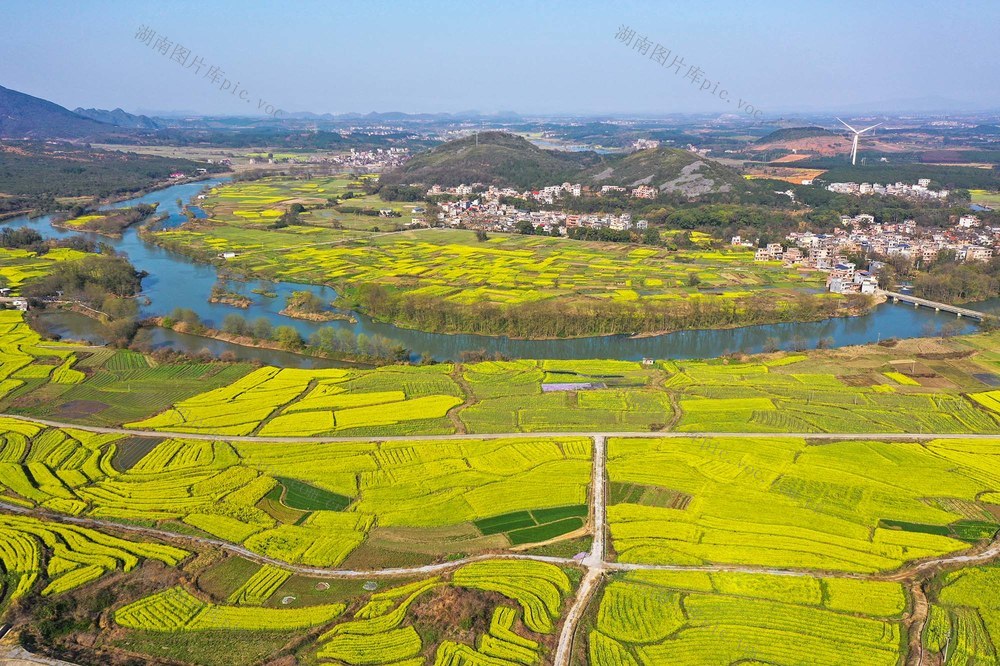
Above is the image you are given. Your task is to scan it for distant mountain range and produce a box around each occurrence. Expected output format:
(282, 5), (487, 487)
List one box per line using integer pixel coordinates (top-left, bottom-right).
(0, 85), (167, 140)
(0, 84), (118, 139)
(381, 131), (742, 196)
(282, 109), (523, 122)
(73, 107), (161, 130)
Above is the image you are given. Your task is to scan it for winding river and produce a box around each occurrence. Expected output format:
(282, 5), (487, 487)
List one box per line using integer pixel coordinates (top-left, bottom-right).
(7, 179), (997, 365)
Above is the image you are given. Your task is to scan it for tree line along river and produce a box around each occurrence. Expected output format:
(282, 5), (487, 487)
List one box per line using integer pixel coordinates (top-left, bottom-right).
(8, 178), (998, 367)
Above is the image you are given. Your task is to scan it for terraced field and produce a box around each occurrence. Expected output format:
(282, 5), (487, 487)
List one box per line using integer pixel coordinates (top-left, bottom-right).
(586, 571), (907, 666)
(667, 354), (1000, 434)
(0, 513), (188, 608)
(0, 309), (88, 404)
(9, 305), (1000, 438)
(0, 418), (591, 566)
(606, 436), (1000, 572)
(4, 420), (1000, 664)
(311, 562), (571, 665)
(126, 364), (464, 436)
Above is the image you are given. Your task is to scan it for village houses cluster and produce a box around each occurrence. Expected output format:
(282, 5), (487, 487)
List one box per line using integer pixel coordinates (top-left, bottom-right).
(825, 178), (950, 200)
(247, 148), (408, 171)
(745, 213), (997, 295)
(425, 182), (659, 234)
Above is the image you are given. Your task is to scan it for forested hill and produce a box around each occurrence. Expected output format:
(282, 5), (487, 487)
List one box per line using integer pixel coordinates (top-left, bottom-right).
(583, 146), (744, 197)
(381, 131), (744, 196)
(0, 143), (226, 198)
(379, 131), (602, 189)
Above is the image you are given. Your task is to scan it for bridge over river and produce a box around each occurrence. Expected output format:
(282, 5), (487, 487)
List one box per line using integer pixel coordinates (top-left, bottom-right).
(880, 290), (990, 320)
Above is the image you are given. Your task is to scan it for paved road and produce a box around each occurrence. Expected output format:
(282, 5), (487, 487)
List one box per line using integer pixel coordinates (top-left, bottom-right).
(3, 414), (999, 443)
(586, 435), (607, 567)
(554, 435), (607, 666)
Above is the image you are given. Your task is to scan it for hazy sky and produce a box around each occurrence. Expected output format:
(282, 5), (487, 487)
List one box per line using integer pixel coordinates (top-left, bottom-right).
(2, 0), (998, 117)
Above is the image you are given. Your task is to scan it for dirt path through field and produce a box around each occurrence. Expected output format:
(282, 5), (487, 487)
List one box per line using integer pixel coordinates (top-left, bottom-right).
(445, 364), (476, 435)
(905, 582), (929, 666)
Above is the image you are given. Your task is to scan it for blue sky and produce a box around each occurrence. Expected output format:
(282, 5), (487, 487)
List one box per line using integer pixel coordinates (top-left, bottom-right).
(1, 0), (998, 116)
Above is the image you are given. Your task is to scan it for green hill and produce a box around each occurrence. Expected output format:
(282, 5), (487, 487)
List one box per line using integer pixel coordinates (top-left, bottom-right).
(384, 134), (742, 197)
(380, 131), (602, 189)
(755, 126), (836, 144)
(582, 147), (744, 197)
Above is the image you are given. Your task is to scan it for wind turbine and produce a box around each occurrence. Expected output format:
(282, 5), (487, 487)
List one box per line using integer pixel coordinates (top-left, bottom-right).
(836, 118), (883, 165)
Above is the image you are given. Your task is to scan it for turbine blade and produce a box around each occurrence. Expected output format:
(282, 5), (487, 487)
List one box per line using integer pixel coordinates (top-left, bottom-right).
(859, 122), (883, 133)
(836, 117), (858, 133)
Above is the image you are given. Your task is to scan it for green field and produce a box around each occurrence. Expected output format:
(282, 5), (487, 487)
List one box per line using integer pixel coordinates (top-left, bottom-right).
(474, 504), (589, 545)
(970, 189), (1000, 207)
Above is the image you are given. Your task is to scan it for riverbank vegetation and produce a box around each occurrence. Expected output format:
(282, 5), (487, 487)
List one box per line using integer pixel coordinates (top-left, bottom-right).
(1, 226), (145, 345)
(51, 203), (159, 237)
(340, 277), (860, 338)
(913, 255), (1000, 303)
(280, 289), (354, 322)
(208, 281), (252, 308)
(159, 308), (405, 365)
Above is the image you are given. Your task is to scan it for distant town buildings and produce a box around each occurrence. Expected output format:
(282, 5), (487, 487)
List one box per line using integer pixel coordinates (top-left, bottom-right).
(632, 139), (661, 151)
(825, 180), (950, 200)
(250, 148), (410, 171)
